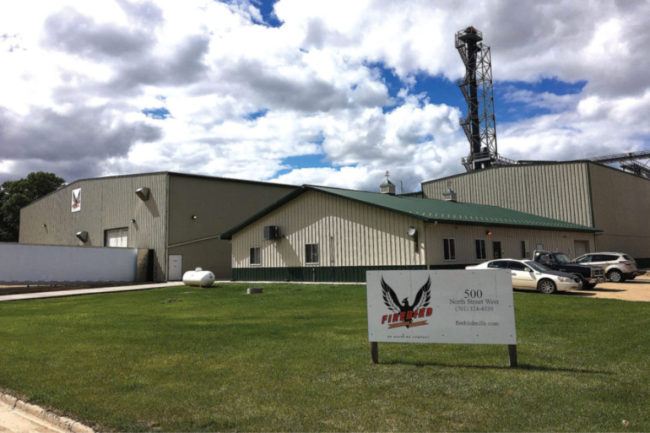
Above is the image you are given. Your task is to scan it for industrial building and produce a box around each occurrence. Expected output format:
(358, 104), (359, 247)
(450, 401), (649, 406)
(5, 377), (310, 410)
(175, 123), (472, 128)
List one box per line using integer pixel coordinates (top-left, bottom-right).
(19, 172), (297, 281)
(220, 181), (598, 282)
(422, 161), (650, 267)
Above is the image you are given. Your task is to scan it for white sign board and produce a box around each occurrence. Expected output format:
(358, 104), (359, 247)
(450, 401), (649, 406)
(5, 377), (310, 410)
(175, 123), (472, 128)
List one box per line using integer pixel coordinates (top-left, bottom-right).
(367, 270), (516, 345)
(71, 188), (81, 212)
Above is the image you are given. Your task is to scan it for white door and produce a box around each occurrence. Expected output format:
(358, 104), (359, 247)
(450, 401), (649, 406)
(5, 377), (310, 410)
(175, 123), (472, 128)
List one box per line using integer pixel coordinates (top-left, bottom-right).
(169, 255), (183, 281)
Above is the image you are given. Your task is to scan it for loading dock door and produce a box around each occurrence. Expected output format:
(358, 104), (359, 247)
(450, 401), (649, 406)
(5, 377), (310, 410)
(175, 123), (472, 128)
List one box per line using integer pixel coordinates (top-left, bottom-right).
(574, 241), (589, 258)
(169, 255), (183, 281)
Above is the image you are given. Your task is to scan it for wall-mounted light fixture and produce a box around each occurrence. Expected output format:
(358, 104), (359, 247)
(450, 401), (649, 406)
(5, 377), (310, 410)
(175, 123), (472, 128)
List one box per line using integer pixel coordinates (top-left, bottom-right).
(130, 219), (136, 224)
(43, 224), (47, 228)
(486, 230), (492, 236)
(191, 215), (198, 220)
(76, 231), (88, 243)
(407, 226), (419, 253)
(135, 187), (150, 201)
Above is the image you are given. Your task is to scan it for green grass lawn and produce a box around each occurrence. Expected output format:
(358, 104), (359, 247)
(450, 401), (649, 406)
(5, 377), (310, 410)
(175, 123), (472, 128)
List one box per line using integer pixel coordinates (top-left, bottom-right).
(0, 283), (649, 432)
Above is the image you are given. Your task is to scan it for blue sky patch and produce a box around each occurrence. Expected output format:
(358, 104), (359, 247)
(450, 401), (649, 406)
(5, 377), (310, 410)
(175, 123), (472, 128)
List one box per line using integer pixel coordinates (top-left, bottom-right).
(244, 108), (269, 120)
(142, 107), (171, 119)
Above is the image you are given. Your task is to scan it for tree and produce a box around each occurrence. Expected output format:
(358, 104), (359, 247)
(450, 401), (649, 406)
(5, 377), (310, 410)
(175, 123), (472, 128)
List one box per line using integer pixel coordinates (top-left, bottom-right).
(0, 172), (65, 242)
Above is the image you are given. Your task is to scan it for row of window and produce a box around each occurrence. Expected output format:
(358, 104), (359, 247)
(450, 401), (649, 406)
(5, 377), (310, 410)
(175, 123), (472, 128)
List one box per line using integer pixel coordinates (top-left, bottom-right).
(443, 238), (539, 262)
(250, 244), (320, 265)
(250, 239), (542, 265)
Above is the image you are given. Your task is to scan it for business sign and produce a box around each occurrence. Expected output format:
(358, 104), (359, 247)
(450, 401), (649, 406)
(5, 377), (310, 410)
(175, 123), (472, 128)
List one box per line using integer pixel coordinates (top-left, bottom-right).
(71, 188), (81, 213)
(367, 270), (516, 345)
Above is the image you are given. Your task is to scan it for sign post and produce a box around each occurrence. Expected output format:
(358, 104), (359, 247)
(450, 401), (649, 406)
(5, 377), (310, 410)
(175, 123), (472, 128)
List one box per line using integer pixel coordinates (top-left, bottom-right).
(367, 270), (518, 367)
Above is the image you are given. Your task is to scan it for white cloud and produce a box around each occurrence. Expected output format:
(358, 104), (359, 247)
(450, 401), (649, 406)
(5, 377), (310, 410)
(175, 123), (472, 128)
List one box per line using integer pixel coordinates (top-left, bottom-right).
(0, 0), (649, 192)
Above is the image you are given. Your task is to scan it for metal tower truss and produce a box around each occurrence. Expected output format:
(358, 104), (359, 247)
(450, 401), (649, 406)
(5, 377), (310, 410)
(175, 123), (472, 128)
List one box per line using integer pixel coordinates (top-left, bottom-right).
(582, 150), (650, 178)
(456, 26), (502, 172)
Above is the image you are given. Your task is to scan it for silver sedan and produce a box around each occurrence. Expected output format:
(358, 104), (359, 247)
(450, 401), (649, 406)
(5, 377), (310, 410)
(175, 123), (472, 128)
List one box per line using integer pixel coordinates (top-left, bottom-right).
(466, 259), (582, 294)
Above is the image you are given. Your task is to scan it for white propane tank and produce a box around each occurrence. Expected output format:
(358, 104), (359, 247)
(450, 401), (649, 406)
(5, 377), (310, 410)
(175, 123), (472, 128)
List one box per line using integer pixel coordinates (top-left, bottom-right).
(182, 267), (215, 287)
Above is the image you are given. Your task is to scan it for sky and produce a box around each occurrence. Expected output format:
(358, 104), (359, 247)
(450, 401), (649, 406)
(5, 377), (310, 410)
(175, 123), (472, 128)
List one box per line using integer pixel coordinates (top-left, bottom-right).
(1, 0), (649, 192)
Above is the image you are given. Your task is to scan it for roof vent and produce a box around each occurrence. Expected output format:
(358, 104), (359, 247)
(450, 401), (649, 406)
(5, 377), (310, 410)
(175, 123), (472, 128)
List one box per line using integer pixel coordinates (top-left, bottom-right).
(442, 181), (457, 202)
(380, 170), (396, 195)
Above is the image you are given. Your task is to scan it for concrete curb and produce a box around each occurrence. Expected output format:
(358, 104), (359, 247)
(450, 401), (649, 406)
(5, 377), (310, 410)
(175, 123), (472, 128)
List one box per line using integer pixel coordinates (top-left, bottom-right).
(0, 392), (94, 433)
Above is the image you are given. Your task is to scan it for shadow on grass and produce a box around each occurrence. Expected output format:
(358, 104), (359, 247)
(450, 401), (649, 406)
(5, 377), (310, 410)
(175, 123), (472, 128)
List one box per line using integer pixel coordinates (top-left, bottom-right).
(380, 360), (611, 374)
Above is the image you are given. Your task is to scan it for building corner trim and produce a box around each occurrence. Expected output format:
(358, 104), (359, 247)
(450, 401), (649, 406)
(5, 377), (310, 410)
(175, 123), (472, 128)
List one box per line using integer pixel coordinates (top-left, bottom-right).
(586, 162), (596, 228)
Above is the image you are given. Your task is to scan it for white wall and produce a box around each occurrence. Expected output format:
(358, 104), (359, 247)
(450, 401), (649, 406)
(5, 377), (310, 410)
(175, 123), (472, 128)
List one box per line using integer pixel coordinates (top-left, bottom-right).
(0, 243), (138, 284)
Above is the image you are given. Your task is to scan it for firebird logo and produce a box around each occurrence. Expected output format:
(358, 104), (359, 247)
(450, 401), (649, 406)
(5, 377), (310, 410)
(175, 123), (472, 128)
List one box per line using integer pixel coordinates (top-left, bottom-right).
(381, 277), (432, 329)
(72, 190), (81, 209)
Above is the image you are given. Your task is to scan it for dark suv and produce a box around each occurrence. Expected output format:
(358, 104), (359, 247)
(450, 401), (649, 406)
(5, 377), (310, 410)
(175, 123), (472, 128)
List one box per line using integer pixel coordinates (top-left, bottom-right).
(532, 251), (605, 289)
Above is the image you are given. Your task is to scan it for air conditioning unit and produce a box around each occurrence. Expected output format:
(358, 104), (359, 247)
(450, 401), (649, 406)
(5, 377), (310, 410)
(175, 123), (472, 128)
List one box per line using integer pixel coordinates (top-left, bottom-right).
(263, 226), (280, 240)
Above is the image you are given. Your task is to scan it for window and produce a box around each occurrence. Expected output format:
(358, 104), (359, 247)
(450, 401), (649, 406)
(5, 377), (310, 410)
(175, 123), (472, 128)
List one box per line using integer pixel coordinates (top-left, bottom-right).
(487, 260), (508, 269)
(443, 238), (456, 261)
(492, 241), (502, 259)
(105, 228), (128, 247)
(250, 247), (261, 265)
(575, 255), (592, 263)
(520, 240), (530, 259)
(508, 261), (527, 271)
(475, 239), (486, 260)
(593, 254), (618, 262)
(539, 253), (556, 266)
(306, 244), (319, 264)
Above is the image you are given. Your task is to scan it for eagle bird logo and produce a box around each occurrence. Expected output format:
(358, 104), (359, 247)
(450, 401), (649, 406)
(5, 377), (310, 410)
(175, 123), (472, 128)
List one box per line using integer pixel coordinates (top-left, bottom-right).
(72, 190), (81, 209)
(381, 277), (432, 328)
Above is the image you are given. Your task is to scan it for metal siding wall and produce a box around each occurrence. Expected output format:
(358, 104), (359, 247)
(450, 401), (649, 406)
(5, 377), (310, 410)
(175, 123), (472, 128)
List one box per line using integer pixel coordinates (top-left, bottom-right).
(588, 163), (650, 259)
(167, 238), (233, 280)
(232, 191), (426, 269)
(19, 173), (168, 281)
(421, 163), (593, 227)
(425, 223), (595, 266)
(167, 175), (297, 278)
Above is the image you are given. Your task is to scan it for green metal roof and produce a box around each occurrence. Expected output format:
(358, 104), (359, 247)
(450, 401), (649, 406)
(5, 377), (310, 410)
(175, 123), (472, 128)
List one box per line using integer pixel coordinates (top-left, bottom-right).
(380, 179), (394, 187)
(219, 185), (600, 240)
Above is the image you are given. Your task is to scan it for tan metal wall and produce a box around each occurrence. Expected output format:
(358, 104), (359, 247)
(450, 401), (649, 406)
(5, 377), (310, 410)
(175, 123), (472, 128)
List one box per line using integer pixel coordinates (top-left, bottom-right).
(19, 173), (168, 281)
(232, 191), (426, 268)
(425, 223), (595, 265)
(168, 175), (297, 277)
(589, 163), (650, 258)
(421, 163), (593, 227)
(166, 239), (232, 280)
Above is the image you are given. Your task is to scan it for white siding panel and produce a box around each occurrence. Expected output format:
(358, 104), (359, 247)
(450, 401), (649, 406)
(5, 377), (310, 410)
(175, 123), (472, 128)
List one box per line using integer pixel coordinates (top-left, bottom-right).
(232, 191), (425, 268)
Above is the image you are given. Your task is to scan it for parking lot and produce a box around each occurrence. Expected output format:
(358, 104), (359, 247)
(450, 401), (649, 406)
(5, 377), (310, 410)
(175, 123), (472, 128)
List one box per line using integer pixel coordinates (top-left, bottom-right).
(564, 273), (650, 301)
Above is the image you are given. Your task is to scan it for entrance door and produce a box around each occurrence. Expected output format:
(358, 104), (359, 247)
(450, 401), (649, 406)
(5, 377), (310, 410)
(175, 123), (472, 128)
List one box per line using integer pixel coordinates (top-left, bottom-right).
(492, 241), (502, 259)
(574, 241), (589, 259)
(169, 255), (183, 281)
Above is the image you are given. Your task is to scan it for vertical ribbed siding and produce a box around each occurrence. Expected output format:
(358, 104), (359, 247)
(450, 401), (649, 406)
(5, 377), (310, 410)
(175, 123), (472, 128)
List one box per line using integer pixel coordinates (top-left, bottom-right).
(588, 163), (650, 259)
(232, 191), (426, 269)
(421, 163), (593, 227)
(19, 173), (168, 281)
(425, 223), (595, 265)
(167, 175), (297, 279)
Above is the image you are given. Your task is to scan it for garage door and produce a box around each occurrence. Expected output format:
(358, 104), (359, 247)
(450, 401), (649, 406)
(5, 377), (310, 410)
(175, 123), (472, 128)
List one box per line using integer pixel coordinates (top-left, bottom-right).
(105, 228), (128, 247)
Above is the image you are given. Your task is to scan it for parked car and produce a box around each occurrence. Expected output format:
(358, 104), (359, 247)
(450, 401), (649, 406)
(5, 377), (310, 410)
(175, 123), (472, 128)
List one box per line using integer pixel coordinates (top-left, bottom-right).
(531, 250), (605, 289)
(466, 259), (583, 294)
(573, 252), (641, 282)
